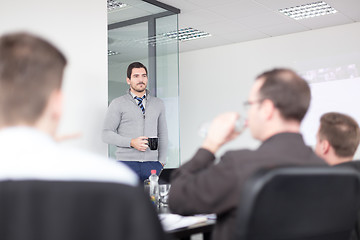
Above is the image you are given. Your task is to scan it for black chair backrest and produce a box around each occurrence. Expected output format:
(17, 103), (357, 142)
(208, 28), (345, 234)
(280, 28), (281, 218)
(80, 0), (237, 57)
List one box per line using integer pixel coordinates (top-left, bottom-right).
(159, 168), (176, 184)
(0, 180), (166, 240)
(234, 166), (360, 240)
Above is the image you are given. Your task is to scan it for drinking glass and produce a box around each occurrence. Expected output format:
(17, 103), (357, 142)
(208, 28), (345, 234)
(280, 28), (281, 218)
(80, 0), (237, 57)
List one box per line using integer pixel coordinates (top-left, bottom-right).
(144, 179), (150, 196)
(159, 184), (171, 206)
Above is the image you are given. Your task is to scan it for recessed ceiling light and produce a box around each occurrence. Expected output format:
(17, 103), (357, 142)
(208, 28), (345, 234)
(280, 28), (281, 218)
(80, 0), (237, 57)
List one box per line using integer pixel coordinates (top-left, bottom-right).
(134, 27), (211, 47)
(166, 27), (211, 42)
(108, 50), (120, 56)
(107, 0), (127, 12)
(279, 1), (337, 20)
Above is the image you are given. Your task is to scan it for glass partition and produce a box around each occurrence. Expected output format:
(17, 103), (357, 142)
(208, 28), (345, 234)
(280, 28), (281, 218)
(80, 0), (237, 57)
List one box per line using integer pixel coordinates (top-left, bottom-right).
(155, 14), (179, 168)
(107, 0), (180, 168)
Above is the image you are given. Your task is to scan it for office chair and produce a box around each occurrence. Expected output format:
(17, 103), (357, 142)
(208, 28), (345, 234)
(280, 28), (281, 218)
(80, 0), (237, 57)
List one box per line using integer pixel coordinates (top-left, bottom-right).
(159, 168), (176, 184)
(0, 180), (166, 240)
(234, 166), (360, 240)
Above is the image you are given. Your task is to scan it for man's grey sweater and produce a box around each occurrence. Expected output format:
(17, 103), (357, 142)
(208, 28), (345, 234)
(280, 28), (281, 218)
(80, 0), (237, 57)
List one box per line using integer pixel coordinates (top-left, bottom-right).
(102, 90), (168, 164)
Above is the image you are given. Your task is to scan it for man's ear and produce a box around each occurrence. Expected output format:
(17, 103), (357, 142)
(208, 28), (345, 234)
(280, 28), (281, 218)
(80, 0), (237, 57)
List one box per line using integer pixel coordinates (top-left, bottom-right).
(48, 90), (63, 122)
(261, 99), (275, 120)
(320, 139), (331, 155)
(126, 77), (131, 85)
(35, 89), (63, 136)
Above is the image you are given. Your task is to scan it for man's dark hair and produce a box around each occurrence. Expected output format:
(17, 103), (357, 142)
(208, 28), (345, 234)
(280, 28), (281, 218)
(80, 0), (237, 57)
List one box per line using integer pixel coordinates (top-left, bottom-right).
(256, 68), (311, 122)
(127, 62), (148, 79)
(0, 32), (67, 125)
(319, 112), (360, 157)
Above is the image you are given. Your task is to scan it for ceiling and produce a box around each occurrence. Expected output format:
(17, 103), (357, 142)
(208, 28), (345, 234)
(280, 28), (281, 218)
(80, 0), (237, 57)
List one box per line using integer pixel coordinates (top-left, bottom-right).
(108, 0), (167, 24)
(157, 0), (360, 52)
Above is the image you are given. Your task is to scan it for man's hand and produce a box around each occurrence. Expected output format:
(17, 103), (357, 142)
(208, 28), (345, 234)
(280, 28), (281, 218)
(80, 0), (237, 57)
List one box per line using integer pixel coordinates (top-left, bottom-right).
(131, 136), (149, 151)
(201, 112), (241, 154)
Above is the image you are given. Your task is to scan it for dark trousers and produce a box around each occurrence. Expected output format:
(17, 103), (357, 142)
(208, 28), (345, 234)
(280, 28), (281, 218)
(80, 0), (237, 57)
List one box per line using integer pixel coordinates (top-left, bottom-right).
(120, 161), (163, 182)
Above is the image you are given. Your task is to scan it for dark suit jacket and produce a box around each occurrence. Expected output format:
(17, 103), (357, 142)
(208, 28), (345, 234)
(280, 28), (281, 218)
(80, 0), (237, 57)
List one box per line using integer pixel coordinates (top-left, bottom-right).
(337, 161), (360, 172)
(169, 132), (326, 240)
(336, 160), (360, 240)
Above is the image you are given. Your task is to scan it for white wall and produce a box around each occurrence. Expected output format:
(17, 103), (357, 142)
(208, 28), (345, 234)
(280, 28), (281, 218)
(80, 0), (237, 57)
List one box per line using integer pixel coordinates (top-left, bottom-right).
(179, 22), (360, 164)
(0, 0), (108, 155)
(2, 1), (359, 163)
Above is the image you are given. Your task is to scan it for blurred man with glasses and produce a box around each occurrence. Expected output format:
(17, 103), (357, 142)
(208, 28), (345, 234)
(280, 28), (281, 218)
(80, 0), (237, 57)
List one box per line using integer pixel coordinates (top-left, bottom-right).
(169, 68), (326, 240)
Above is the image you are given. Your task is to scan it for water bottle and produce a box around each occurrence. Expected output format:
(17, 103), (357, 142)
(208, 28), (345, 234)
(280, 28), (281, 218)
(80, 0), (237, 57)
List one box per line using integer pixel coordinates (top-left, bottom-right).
(149, 169), (159, 206)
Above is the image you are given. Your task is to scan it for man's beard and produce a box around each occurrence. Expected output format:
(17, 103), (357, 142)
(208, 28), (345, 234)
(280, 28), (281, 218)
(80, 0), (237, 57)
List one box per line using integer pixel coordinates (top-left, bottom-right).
(132, 83), (146, 92)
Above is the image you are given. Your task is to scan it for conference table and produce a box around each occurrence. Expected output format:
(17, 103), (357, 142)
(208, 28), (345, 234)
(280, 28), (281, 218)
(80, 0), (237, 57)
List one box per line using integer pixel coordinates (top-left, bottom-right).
(151, 170), (216, 240)
(158, 204), (216, 240)
(166, 219), (215, 240)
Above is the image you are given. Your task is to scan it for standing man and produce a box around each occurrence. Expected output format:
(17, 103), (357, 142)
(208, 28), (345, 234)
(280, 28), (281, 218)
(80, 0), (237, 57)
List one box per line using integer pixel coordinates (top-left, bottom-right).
(168, 68), (326, 240)
(102, 62), (168, 182)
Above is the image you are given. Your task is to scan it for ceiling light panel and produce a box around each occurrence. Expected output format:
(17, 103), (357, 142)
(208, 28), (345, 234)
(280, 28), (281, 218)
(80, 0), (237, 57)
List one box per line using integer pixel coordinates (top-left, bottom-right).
(107, 0), (127, 12)
(134, 27), (211, 47)
(166, 28), (211, 42)
(279, 1), (337, 20)
(108, 50), (120, 56)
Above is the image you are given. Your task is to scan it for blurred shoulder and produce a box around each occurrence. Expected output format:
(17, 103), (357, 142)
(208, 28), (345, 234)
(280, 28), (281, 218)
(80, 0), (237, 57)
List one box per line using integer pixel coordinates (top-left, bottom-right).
(56, 147), (139, 186)
(336, 160), (360, 172)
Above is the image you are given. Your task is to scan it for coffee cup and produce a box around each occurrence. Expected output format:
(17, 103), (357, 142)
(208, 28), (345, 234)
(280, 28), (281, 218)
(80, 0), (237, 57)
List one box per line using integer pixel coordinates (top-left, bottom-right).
(148, 137), (158, 150)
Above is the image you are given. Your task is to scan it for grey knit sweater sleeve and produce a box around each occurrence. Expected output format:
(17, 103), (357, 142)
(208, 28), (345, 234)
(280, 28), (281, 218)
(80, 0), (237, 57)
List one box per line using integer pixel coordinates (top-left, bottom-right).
(102, 97), (133, 148)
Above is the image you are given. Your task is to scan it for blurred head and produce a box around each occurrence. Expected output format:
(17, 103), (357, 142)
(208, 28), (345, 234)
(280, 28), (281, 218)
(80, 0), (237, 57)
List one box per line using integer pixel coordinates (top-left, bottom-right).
(0, 32), (66, 132)
(247, 68), (311, 140)
(315, 112), (360, 164)
(126, 62), (148, 94)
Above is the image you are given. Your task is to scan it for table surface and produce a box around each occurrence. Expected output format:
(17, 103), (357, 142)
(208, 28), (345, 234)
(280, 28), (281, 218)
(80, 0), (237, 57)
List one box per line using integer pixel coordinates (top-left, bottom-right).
(167, 219), (216, 239)
(158, 205), (216, 240)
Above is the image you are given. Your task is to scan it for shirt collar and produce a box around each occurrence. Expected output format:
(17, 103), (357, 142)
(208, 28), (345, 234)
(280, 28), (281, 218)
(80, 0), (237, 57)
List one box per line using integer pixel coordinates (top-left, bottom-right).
(129, 90), (147, 99)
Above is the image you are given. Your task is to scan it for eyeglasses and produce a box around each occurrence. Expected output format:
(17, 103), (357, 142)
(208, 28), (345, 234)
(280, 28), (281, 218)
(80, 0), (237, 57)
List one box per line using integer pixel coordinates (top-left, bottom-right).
(243, 99), (263, 111)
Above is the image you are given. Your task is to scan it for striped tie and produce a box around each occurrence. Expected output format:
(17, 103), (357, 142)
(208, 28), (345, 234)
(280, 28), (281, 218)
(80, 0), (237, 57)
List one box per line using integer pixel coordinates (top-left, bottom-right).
(134, 95), (145, 114)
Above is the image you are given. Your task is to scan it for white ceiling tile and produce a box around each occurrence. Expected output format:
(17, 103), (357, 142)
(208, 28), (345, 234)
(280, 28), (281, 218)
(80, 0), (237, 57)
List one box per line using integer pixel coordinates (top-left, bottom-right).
(206, 0), (269, 19)
(258, 22), (310, 37)
(222, 30), (269, 43)
(180, 35), (233, 52)
(326, 0), (360, 21)
(191, 35), (233, 46)
(253, 0), (322, 10)
(108, 6), (151, 24)
(297, 12), (354, 29)
(157, 0), (201, 13)
(189, 0), (243, 9)
(195, 20), (251, 36)
(178, 9), (227, 28)
(236, 11), (290, 29)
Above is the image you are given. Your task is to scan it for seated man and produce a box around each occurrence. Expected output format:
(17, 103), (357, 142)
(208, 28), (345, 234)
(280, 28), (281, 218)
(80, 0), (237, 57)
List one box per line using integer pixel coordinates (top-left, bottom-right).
(0, 32), (165, 240)
(168, 68), (326, 240)
(315, 112), (360, 167)
(315, 112), (360, 240)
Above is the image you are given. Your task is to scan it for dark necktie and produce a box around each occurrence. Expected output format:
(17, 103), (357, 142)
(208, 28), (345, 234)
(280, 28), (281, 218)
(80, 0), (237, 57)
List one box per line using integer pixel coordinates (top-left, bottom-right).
(134, 95), (145, 114)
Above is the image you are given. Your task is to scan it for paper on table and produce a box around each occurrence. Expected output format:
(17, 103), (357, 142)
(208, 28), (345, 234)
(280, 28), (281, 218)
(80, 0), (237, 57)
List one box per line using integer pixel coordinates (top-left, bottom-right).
(158, 213), (208, 231)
